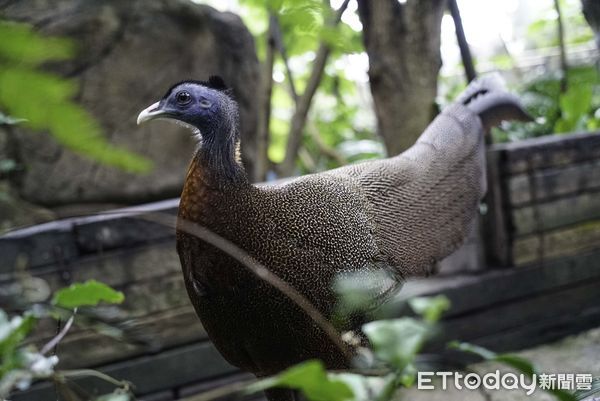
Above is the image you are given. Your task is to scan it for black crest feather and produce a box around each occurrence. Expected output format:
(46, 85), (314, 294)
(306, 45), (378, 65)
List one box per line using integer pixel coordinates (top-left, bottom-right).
(163, 75), (233, 98)
(207, 75), (228, 91)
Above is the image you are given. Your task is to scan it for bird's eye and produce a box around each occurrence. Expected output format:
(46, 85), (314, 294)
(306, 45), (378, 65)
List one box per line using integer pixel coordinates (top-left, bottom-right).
(199, 99), (212, 108)
(176, 91), (192, 105)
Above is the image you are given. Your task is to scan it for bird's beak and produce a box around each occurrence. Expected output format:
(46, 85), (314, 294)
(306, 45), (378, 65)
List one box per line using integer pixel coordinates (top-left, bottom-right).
(137, 102), (165, 125)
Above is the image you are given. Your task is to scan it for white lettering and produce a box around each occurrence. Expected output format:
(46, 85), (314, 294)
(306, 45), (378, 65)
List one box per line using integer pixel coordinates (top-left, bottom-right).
(417, 372), (434, 390)
(464, 373), (481, 390)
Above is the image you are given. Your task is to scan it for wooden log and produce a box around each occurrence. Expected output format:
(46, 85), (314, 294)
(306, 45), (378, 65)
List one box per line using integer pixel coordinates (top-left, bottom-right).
(512, 190), (600, 235)
(491, 130), (600, 175)
(508, 159), (600, 206)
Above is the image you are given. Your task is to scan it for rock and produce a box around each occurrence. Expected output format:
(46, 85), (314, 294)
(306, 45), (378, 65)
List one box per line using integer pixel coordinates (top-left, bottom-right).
(0, 0), (260, 206)
(0, 182), (56, 233)
(0, 126), (55, 231)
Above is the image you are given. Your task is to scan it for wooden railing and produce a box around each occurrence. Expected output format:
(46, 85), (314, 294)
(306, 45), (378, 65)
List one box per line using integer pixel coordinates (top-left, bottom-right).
(484, 131), (600, 267)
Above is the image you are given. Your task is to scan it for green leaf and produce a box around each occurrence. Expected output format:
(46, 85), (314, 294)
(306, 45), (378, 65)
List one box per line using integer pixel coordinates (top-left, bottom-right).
(449, 341), (576, 401)
(362, 318), (429, 370)
(398, 362), (417, 387)
(408, 295), (450, 323)
(330, 372), (394, 401)
(0, 20), (152, 173)
(333, 270), (400, 323)
(0, 67), (152, 173)
(247, 360), (354, 401)
(447, 341), (496, 360)
(449, 341), (534, 374)
(0, 311), (36, 378)
(0, 20), (74, 65)
(0, 312), (36, 356)
(52, 280), (124, 309)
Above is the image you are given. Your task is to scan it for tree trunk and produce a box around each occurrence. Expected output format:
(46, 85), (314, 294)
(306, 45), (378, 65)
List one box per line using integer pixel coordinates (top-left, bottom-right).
(582, 0), (600, 51)
(357, 0), (446, 155)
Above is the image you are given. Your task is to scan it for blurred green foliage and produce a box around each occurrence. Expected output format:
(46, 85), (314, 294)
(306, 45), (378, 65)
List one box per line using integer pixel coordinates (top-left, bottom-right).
(0, 280), (131, 400)
(0, 20), (151, 173)
(526, 0), (593, 48)
(247, 360), (354, 401)
(238, 0), (379, 173)
(493, 66), (600, 143)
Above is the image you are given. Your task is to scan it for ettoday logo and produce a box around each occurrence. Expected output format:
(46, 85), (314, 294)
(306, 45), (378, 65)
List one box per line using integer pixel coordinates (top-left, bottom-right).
(417, 371), (594, 395)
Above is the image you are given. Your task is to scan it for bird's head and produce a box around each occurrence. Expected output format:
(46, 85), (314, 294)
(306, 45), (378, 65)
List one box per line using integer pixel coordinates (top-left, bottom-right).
(137, 76), (237, 138)
(137, 76), (246, 184)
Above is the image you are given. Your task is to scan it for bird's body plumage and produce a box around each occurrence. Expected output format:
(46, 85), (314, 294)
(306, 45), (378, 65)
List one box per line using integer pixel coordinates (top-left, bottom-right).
(137, 74), (530, 399)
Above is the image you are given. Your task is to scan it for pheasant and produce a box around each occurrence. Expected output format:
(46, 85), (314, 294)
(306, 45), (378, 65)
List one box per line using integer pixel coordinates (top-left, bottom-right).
(137, 75), (529, 400)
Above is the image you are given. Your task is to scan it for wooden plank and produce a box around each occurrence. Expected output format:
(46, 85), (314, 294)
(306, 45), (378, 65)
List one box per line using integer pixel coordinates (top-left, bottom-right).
(429, 278), (600, 349)
(10, 241), (182, 288)
(512, 190), (600, 235)
(513, 219), (600, 266)
(11, 341), (236, 401)
(482, 148), (513, 267)
(178, 372), (256, 400)
(391, 248), (600, 319)
(491, 130), (600, 174)
(30, 306), (206, 369)
(32, 241), (181, 290)
(0, 198), (179, 271)
(0, 226), (79, 273)
(2, 242), (188, 325)
(507, 159), (600, 206)
(472, 303), (600, 353)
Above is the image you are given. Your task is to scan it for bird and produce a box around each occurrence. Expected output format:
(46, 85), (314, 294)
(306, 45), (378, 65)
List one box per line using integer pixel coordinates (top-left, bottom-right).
(137, 74), (529, 401)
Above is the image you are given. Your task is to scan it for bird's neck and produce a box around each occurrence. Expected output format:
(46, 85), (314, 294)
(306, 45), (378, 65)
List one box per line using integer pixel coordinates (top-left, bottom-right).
(194, 122), (248, 188)
(178, 121), (249, 224)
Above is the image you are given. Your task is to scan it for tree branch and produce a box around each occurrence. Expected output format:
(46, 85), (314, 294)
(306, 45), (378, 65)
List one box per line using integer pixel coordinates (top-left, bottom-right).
(254, 13), (278, 181)
(41, 311), (76, 355)
(448, 0), (476, 82)
(274, 18), (349, 170)
(278, 0), (351, 177)
(272, 16), (298, 103)
(554, 0), (568, 93)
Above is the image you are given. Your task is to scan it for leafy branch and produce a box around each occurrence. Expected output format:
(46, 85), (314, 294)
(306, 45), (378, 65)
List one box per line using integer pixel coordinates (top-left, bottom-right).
(0, 280), (131, 401)
(0, 20), (151, 174)
(278, 0), (351, 177)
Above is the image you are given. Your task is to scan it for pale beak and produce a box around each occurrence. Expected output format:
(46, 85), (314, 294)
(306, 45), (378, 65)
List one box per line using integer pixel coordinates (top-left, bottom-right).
(137, 102), (165, 125)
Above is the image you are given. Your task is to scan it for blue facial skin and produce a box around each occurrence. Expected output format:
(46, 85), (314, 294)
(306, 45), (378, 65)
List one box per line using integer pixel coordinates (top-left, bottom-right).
(158, 83), (221, 133)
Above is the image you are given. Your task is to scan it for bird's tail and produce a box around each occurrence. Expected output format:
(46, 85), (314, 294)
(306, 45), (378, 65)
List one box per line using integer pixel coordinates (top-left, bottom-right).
(458, 73), (532, 131)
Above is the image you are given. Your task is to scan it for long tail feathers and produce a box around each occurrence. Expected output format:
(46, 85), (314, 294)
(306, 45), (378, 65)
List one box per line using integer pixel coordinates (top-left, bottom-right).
(459, 73), (533, 131)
